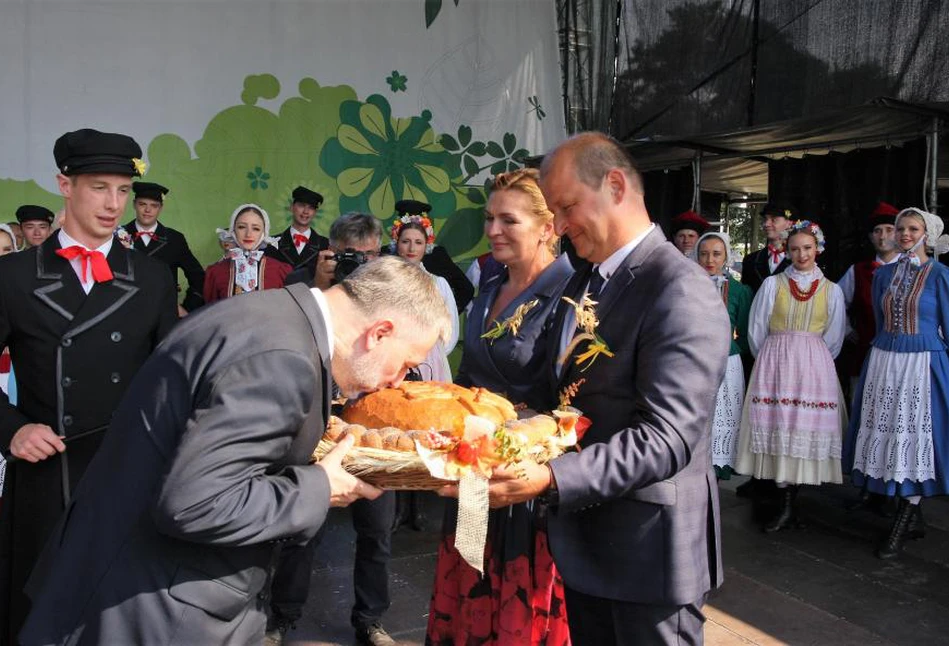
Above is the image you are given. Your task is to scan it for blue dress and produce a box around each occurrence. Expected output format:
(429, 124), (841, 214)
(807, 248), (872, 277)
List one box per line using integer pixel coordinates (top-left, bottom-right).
(455, 254), (573, 410)
(845, 259), (949, 497)
(428, 253), (573, 646)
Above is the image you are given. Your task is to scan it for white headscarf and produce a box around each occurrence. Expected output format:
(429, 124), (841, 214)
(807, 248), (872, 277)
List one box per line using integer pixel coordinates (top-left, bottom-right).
(896, 207), (949, 259)
(0, 223), (19, 254)
(226, 203), (278, 294)
(228, 203), (277, 251)
(695, 231), (736, 287)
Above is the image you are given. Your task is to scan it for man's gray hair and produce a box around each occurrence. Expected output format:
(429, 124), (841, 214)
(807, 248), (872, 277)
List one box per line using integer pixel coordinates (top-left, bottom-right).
(339, 256), (453, 347)
(329, 212), (383, 248)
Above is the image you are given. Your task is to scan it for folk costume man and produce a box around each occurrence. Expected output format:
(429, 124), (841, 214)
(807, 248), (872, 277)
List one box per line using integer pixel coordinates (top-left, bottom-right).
(266, 186), (330, 272)
(123, 181), (206, 313)
(15, 205), (55, 249)
(0, 129), (178, 642)
(479, 133), (730, 645)
(741, 202), (796, 293)
(20, 257), (452, 646)
(670, 209), (710, 256)
(393, 199), (474, 312)
(837, 201), (900, 392)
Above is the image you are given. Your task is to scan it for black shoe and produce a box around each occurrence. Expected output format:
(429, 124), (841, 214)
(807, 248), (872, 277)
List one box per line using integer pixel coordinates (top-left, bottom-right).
(409, 492), (427, 531)
(264, 616), (295, 646)
(355, 622), (397, 646)
(906, 502), (926, 540)
(763, 486), (798, 533)
(391, 492), (411, 533)
(735, 478), (757, 499)
(876, 498), (918, 559)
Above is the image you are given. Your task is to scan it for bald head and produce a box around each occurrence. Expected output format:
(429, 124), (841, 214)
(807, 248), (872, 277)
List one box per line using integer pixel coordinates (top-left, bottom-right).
(541, 132), (644, 196)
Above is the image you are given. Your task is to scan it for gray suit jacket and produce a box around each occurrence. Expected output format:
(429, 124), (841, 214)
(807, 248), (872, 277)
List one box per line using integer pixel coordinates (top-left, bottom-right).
(546, 227), (730, 606)
(20, 283), (333, 646)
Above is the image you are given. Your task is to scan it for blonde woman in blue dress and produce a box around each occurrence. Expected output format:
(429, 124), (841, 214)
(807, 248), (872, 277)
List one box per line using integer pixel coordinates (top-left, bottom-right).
(845, 208), (949, 559)
(736, 220), (847, 532)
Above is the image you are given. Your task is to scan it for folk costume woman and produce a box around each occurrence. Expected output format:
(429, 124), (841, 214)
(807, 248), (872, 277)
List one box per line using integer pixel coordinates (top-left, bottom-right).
(427, 169), (573, 646)
(735, 220), (847, 532)
(203, 204), (291, 304)
(845, 208), (949, 559)
(390, 215), (459, 383)
(695, 231), (752, 479)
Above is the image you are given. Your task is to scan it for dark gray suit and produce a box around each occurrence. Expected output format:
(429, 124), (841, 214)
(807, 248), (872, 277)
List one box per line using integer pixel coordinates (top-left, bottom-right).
(19, 283), (333, 645)
(546, 228), (730, 643)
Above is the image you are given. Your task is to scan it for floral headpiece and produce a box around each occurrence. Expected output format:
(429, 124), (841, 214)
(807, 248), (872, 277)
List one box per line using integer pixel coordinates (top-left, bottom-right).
(389, 214), (435, 254)
(782, 220), (826, 254)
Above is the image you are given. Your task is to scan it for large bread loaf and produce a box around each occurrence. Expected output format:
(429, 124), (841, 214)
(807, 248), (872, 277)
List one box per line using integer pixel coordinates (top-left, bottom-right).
(341, 381), (517, 434)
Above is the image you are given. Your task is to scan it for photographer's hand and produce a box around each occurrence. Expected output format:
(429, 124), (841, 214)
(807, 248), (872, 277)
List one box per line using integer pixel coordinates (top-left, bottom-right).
(314, 249), (336, 291)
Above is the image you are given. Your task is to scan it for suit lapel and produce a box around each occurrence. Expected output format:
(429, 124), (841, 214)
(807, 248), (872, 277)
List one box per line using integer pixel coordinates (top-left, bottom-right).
(32, 237), (86, 322)
(145, 222), (170, 257)
(555, 227), (666, 388)
(593, 228), (665, 322)
(277, 230), (301, 266)
(549, 263), (592, 390)
(297, 232), (322, 266)
(286, 283), (333, 424)
(66, 243), (140, 337)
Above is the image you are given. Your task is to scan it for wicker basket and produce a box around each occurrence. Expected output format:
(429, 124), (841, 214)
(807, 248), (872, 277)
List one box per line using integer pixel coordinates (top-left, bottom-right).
(310, 439), (455, 490)
(310, 438), (568, 491)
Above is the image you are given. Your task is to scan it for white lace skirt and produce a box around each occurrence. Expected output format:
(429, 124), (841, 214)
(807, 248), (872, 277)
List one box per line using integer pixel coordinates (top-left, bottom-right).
(711, 354), (744, 469)
(852, 348), (935, 483)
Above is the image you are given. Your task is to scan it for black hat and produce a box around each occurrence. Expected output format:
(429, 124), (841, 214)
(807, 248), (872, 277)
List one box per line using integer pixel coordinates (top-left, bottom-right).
(292, 186), (323, 208)
(15, 205), (54, 224)
(760, 201), (798, 220)
(132, 182), (169, 203)
(395, 199), (432, 216)
(53, 128), (144, 177)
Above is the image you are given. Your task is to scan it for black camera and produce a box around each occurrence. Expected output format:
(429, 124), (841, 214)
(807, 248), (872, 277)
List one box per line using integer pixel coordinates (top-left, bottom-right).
(332, 249), (371, 283)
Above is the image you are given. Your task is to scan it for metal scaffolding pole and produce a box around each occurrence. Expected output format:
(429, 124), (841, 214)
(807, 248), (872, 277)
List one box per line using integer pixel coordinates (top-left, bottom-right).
(930, 117), (940, 215)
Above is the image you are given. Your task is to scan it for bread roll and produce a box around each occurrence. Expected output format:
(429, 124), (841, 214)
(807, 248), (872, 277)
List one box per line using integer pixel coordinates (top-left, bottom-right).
(360, 429), (383, 449)
(340, 424), (366, 444)
(395, 433), (416, 452)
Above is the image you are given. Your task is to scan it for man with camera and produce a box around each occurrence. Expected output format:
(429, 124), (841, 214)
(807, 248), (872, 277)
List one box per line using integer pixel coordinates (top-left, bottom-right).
(272, 212), (396, 646)
(284, 212), (382, 290)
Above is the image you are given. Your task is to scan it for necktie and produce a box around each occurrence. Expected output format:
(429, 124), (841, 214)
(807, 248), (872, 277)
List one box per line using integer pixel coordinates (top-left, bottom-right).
(134, 231), (157, 240)
(293, 233), (308, 246)
(56, 246), (114, 283)
(767, 244), (782, 264)
(587, 267), (605, 297)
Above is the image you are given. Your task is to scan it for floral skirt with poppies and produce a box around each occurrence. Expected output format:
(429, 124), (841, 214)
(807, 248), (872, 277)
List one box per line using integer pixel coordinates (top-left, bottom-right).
(426, 501), (571, 646)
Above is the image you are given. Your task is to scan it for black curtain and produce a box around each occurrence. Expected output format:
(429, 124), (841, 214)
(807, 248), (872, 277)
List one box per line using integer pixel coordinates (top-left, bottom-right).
(767, 139), (927, 280)
(612, 0), (949, 140)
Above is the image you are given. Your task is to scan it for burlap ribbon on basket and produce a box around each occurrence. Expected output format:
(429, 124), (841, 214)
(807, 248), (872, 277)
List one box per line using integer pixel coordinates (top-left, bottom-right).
(454, 471), (490, 574)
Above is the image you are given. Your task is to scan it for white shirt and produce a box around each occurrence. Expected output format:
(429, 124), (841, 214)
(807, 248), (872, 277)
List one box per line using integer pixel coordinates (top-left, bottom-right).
(838, 255), (899, 309)
(419, 272), (459, 382)
(557, 224), (655, 375)
(58, 229), (113, 295)
(292, 227), (311, 254)
(309, 287), (334, 359)
(766, 245), (786, 274)
(136, 223), (158, 247)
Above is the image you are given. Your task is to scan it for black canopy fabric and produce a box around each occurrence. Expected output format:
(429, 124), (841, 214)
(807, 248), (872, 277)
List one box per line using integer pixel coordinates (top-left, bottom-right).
(626, 99), (949, 197)
(611, 0), (949, 139)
